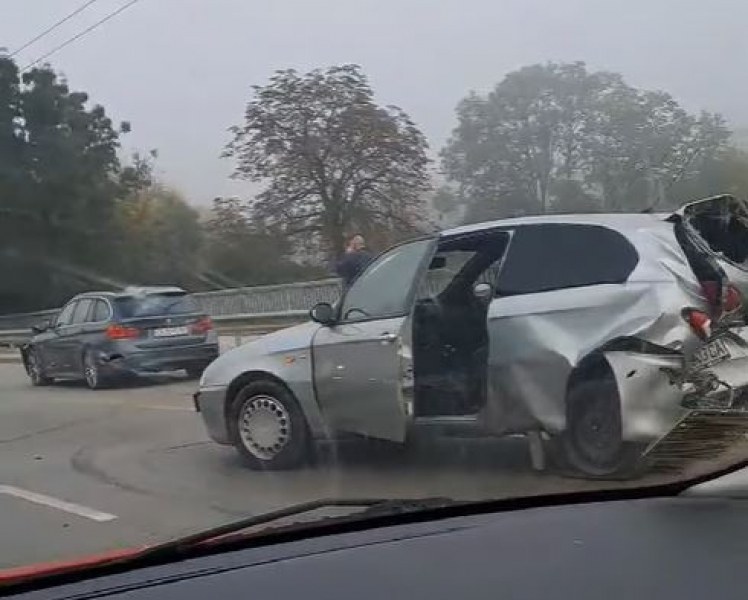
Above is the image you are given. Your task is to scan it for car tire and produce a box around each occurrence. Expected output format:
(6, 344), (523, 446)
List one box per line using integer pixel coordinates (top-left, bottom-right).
(228, 379), (310, 470)
(82, 349), (109, 390)
(560, 371), (643, 478)
(27, 349), (53, 386)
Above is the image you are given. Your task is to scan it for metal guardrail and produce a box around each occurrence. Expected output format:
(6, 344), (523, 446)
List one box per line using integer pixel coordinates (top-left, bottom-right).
(0, 309), (60, 332)
(0, 279), (342, 349)
(192, 278), (341, 316)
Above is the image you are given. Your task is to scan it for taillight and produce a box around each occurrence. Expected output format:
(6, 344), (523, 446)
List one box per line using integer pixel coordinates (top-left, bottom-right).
(682, 308), (712, 341)
(106, 324), (140, 340)
(724, 283), (743, 314)
(700, 281), (743, 316)
(190, 316), (213, 335)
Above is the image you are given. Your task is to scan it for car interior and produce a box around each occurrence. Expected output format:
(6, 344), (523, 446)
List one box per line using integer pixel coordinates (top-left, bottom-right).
(684, 195), (748, 267)
(412, 231), (509, 417)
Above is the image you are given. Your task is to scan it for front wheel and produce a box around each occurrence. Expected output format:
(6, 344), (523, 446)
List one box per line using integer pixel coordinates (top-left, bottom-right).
(228, 379), (310, 470)
(560, 374), (643, 478)
(27, 349), (53, 386)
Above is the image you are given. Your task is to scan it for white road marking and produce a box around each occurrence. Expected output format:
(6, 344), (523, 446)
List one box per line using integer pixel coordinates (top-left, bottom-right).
(0, 485), (117, 522)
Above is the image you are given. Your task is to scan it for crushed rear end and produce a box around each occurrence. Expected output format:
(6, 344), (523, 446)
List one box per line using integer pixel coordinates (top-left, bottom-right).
(638, 204), (748, 468)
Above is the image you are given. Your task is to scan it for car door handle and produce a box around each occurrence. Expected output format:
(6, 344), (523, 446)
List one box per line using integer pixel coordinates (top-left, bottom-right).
(379, 332), (398, 343)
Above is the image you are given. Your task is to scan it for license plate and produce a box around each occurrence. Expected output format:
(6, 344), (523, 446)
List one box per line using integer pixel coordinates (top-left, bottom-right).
(691, 338), (731, 369)
(153, 326), (189, 338)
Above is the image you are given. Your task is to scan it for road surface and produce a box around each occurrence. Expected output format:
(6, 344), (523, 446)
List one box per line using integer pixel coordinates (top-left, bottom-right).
(0, 363), (743, 571)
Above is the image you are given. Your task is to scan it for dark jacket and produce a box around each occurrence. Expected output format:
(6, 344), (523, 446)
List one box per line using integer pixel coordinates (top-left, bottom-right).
(336, 250), (373, 287)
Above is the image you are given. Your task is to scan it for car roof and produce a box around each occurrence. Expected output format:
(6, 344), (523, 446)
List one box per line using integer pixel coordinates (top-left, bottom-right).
(440, 212), (672, 238)
(72, 286), (187, 301)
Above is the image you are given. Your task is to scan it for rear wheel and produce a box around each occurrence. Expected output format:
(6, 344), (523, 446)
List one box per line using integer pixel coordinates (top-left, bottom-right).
(82, 350), (109, 390)
(561, 372), (643, 478)
(228, 379), (310, 470)
(27, 349), (53, 386)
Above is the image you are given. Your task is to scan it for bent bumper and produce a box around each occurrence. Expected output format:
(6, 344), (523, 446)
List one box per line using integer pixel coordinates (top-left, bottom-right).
(680, 328), (748, 410)
(604, 350), (687, 442)
(605, 328), (748, 442)
(195, 385), (231, 444)
(101, 343), (219, 376)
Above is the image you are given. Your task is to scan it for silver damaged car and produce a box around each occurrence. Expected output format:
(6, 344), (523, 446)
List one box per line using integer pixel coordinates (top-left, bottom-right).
(195, 195), (748, 476)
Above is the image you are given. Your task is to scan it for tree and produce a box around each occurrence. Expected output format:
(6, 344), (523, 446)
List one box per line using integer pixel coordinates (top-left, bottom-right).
(669, 146), (748, 204)
(589, 89), (730, 211)
(224, 64), (431, 256)
(0, 58), (129, 311)
(115, 185), (204, 290)
(442, 62), (730, 219)
(202, 197), (325, 287)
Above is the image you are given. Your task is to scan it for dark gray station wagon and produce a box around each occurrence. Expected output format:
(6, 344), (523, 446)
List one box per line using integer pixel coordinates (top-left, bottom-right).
(22, 286), (219, 389)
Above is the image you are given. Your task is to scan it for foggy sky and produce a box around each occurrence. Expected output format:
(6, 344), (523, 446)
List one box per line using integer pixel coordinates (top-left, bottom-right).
(2, 0), (746, 204)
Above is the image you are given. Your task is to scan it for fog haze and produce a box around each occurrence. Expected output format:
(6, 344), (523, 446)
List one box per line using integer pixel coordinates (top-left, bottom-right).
(2, 0), (745, 203)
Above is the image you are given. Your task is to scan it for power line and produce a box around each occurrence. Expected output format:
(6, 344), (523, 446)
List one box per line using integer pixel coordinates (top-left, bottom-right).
(10, 0), (101, 57)
(21, 0), (143, 72)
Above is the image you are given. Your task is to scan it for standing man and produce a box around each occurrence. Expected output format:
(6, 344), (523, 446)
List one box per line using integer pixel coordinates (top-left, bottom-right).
(336, 233), (373, 288)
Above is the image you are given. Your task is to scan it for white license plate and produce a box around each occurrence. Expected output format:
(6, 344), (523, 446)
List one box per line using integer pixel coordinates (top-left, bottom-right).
(153, 326), (189, 338)
(691, 338), (731, 369)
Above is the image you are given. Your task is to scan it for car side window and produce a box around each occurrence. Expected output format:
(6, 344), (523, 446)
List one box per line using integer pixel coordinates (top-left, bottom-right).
(340, 239), (432, 322)
(496, 224), (639, 295)
(89, 299), (111, 323)
(417, 251), (476, 300)
(71, 299), (93, 324)
(55, 301), (78, 327)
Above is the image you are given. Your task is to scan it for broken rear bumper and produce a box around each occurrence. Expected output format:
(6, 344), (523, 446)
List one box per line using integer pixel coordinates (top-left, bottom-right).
(604, 327), (748, 443)
(678, 327), (748, 411)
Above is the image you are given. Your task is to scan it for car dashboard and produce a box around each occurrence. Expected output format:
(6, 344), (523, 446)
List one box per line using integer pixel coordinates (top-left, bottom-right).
(13, 493), (748, 599)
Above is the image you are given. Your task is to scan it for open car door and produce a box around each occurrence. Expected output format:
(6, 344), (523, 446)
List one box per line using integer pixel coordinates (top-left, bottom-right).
(312, 239), (435, 442)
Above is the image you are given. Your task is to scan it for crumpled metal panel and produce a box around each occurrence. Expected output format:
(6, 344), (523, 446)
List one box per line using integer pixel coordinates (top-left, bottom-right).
(478, 220), (709, 440)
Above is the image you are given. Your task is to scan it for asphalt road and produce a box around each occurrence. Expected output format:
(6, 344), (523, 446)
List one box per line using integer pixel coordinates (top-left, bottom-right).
(0, 362), (744, 571)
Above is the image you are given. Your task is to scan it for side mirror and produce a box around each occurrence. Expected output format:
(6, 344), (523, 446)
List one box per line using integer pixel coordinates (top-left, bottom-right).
(31, 320), (50, 334)
(309, 302), (336, 325)
(473, 283), (493, 302)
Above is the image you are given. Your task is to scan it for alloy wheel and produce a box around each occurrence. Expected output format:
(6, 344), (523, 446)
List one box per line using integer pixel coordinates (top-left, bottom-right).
(84, 352), (99, 389)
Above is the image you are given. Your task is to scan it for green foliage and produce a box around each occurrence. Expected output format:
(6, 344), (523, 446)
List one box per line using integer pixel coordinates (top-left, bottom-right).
(442, 62), (731, 219)
(225, 64), (431, 256)
(114, 185), (205, 290)
(202, 197), (325, 287)
(0, 59), (126, 311)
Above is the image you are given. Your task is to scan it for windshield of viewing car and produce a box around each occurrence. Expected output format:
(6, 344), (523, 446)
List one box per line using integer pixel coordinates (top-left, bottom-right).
(115, 293), (199, 318)
(2, 0), (748, 579)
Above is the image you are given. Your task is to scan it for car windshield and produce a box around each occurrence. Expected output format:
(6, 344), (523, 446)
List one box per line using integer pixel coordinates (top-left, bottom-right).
(2, 0), (748, 580)
(115, 293), (199, 318)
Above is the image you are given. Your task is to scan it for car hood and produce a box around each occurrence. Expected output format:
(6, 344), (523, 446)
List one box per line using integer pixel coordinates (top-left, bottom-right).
(229, 320), (319, 358)
(200, 320), (321, 388)
(256, 320), (320, 352)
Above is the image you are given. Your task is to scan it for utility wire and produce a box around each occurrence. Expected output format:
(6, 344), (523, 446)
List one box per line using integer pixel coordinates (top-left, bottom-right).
(10, 0), (101, 57)
(21, 0), (143, 72)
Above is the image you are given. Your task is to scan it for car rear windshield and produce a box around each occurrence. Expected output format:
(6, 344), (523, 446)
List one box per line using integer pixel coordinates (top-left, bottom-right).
(114, 293), (199, 318)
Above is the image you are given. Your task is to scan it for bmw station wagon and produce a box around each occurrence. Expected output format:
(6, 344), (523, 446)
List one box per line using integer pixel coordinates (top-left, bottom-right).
(196, 199), (748, 477)
(23, 286), (219, 389)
